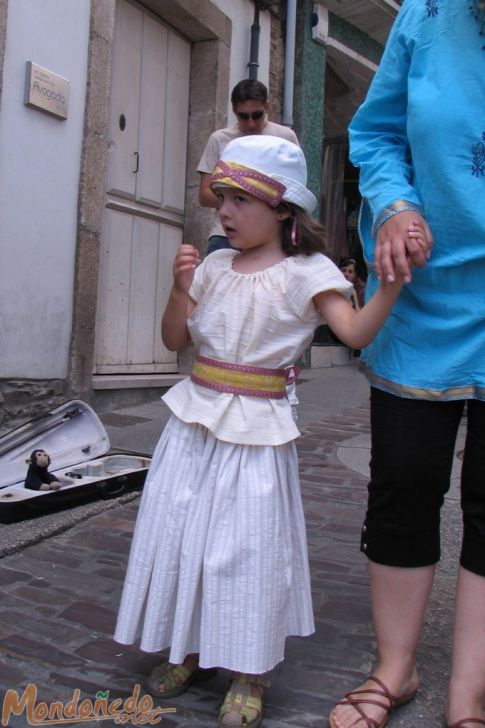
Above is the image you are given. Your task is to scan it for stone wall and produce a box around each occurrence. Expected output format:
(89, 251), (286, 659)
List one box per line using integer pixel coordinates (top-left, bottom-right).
(268, 6), (285, 123)
(0, 380), (67, 434)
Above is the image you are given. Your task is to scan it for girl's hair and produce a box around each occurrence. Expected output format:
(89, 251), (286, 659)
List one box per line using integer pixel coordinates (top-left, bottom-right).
(280, 204), (328, 257)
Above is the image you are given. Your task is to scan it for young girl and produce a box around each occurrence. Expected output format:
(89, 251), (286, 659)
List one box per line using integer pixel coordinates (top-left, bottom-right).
(114, 135), (423, 728)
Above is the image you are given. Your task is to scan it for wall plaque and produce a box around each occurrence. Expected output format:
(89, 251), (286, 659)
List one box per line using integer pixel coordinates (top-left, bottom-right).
(24, 61), (69, 120)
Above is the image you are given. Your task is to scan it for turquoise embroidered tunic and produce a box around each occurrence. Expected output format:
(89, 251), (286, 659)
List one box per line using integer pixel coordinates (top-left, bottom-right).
(350, 0), (485, 401)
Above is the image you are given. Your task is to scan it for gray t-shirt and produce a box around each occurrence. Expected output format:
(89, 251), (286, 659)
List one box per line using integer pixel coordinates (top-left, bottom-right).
(197, 122), (299, 238)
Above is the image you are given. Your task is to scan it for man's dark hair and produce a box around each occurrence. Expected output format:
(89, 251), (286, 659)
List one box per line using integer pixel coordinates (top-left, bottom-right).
(231, 79), (268, 106)
(339, 257), (356, 268)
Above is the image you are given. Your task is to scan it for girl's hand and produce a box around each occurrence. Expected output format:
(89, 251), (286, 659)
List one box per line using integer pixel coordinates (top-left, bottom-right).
(173, 244), (200, 294)
(162, 244), (198, 351)
(375, 211), (433, 284)
(407, 220), (430, 258)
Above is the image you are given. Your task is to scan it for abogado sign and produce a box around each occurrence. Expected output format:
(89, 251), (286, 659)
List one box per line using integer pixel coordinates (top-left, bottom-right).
(24, 61), (69, 120)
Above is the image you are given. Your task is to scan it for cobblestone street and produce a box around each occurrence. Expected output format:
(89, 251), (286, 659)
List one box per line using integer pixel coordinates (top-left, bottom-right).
(0, 366), (464, 727)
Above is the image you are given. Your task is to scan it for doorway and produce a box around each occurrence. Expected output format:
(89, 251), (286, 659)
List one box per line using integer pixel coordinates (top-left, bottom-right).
(94, 0), (190, 376)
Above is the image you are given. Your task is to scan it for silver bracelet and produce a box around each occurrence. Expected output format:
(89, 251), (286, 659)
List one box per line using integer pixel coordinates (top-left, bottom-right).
(372, 200), (425, 237)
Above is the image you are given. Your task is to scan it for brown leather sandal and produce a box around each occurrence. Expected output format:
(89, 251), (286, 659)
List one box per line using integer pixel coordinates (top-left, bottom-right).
(329, 674), (418, 728)
(447, 720), (485, 728)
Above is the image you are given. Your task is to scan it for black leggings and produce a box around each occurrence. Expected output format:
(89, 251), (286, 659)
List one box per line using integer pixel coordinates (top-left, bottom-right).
(361, 388), (485, 576)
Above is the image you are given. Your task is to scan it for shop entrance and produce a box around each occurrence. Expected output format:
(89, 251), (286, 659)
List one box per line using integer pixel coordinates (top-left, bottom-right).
(313, 47), (376, 349)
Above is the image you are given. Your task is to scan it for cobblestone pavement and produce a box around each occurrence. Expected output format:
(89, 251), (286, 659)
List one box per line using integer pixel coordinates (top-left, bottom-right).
(0, 366), (464, 727)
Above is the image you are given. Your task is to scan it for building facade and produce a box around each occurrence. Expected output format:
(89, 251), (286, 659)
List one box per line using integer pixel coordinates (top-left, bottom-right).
(0, 0), (400, 429)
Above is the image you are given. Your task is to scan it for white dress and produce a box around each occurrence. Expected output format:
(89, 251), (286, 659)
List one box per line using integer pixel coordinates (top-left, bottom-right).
(114, 250), (351, 674)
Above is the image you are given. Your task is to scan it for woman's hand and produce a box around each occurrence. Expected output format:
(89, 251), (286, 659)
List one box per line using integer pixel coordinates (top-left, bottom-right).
(375, 211), (433, 283)
(173, 244), (200, 294)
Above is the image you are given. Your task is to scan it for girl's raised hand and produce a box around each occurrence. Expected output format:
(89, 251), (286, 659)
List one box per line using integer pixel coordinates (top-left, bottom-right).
(173, 244), (200, 294)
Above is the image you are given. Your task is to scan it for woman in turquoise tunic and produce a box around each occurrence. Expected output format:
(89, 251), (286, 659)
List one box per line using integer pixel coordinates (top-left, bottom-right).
(330, 2), (485, 728)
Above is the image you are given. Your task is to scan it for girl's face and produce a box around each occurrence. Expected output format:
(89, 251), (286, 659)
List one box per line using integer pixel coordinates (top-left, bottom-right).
(215, 188), (286, 252)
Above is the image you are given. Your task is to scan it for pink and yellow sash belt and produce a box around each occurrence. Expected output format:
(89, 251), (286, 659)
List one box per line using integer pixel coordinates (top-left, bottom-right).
(191, 354), (296, 399)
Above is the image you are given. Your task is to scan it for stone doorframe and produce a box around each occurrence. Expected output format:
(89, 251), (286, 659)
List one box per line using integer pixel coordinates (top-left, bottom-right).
(68, 0), (231, 396)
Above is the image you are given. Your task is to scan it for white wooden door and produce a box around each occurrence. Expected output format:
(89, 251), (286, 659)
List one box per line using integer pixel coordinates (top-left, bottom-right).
(95, 0), (190, 374)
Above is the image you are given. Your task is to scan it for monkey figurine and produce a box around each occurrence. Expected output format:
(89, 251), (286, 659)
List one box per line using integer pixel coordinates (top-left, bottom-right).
(25, 449), (62, 491)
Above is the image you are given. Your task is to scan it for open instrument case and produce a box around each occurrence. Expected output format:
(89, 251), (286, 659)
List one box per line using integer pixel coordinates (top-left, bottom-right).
(0, 400), (150, 523)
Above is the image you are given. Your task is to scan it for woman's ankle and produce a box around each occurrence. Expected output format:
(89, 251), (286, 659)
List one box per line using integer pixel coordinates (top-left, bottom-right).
(372, 660), (419, 694)
(447, 678), (485, 723)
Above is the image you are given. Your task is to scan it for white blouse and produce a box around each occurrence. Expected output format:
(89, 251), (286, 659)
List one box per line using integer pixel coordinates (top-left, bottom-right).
(163, 249), (352, 445)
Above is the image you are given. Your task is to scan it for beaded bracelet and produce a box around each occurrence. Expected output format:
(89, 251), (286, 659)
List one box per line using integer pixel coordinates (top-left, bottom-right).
(372, 199), (425, 237)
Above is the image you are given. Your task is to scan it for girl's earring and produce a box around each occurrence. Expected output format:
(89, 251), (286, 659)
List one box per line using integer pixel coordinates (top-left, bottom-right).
(291, 217), (298, 246)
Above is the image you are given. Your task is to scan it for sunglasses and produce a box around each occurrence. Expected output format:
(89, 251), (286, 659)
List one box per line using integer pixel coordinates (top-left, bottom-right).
(236, 110), (265, 121)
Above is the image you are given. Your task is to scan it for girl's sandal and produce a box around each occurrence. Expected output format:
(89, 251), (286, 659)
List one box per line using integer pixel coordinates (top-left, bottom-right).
(447, 721), (485, 727)
(146, 661), (217, 699)
(218, 674), (269, 728)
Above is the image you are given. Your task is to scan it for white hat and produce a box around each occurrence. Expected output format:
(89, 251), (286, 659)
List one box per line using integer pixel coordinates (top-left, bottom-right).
(211, 135), (317, 213)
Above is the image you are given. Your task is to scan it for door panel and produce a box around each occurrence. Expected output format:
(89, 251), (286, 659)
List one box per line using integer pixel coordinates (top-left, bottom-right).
(126, 217), (160, 365)
(106, 0), (142, 199)
(126, 218), (180, 369)
(96, 215), (181, 374)
(153, 225), (182, 366)
(162, 32), (191, 214)
(96, 210), (133, 366)
(95, 0), (190, 375)
(136, 15), (168, 207)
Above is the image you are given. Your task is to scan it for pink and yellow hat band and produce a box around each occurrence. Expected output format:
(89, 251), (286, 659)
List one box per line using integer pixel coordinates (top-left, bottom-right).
(211, 160), (287, 207)
(210, 135), (317, 212)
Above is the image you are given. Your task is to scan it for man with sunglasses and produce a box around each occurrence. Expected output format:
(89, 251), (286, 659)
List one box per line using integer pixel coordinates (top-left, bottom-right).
(198, 79), (299, 254)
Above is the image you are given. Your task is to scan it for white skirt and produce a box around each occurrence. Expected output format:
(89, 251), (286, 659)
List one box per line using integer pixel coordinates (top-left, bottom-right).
(114, 415), (315, 674)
